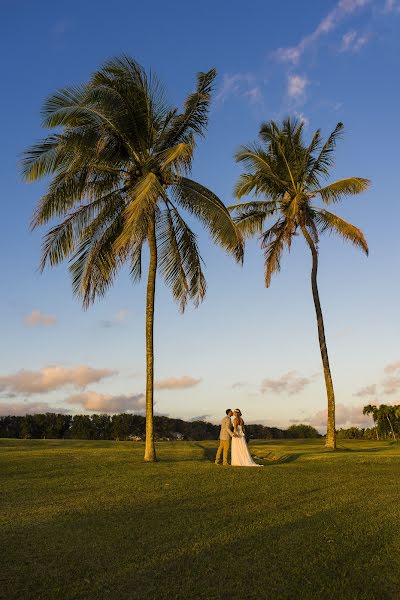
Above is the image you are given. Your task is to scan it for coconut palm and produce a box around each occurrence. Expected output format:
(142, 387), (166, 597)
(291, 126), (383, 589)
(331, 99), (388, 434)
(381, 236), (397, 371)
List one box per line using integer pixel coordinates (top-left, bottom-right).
(22, 56), (243, 462)
(230, 118), (369, 449)
(363, 404), (380, 440)
(378, 405), (397, 440)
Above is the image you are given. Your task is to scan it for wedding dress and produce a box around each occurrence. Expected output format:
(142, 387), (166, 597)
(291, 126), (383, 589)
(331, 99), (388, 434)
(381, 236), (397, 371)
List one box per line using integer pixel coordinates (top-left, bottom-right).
(231, 425), (262, 467)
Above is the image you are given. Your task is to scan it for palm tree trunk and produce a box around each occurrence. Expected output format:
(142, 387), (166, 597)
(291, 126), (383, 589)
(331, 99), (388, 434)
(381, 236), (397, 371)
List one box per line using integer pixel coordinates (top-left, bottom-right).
(144, 219), (157, 462)
(386, 416), (396, 441)
(301, 226), (336, 450)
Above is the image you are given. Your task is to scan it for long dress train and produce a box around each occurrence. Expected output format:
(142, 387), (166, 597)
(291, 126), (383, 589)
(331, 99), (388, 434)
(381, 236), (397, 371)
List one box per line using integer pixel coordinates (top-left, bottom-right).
(231, 425), (262, 467)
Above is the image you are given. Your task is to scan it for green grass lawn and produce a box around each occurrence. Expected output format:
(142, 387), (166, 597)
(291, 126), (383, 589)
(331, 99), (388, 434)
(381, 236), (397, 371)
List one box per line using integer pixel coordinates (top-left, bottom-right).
(1, 438), (400, 600)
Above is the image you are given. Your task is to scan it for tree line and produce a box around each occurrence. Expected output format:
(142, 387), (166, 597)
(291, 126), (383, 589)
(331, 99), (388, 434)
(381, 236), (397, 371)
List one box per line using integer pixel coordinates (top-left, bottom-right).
(0, 413), (320, 441)
(22, 56), (370, 460)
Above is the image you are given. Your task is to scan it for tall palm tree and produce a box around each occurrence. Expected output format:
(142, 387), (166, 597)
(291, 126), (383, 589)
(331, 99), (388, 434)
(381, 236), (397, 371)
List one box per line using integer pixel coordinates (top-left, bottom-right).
(22, 56), (243, 462)
(230, 118), (369, 449)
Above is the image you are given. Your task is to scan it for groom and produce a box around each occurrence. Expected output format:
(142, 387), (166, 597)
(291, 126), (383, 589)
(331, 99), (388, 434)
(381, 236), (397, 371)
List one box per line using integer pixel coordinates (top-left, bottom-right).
(215, 408), (234, 465)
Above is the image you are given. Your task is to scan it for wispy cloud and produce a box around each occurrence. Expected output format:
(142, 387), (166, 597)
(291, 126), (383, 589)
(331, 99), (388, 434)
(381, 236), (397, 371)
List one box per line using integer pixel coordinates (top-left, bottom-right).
(307, 402), (372, 429)
(216, 73), (263, 105)
(0, 365), (116, 395)
(0, 401), (69, 416)
(274, 0), (371, 64)
(24, 309), (57, 328)
(190, 414), (211, 422)
(155, 376), (201, 390)
(230, 381), (248, 390)
(339, 30), (371, 52)
(261, 371), (314, 396)
(66, 391), (145, 413)
(99, 309), (129, 328)
(353, 361), (400, 398)
(383, 0), (400, 13)
(287, 74), (309, 99)
(294, 111), (309, 126)
(353, 383), (377, 397)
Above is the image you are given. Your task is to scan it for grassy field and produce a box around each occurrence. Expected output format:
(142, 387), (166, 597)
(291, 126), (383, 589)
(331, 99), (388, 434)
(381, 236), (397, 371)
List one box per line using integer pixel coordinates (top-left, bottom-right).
(1, 438), (400, 600)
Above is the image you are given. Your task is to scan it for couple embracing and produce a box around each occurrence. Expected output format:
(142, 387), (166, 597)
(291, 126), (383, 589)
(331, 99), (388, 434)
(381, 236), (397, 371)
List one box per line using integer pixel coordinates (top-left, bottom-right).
(215, 409), (262, 467)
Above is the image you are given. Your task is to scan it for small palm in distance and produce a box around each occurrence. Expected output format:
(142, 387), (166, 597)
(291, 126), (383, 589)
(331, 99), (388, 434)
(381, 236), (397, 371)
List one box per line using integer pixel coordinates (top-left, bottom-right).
(22, 56), (243, 462)
(230, 118), (370, 450)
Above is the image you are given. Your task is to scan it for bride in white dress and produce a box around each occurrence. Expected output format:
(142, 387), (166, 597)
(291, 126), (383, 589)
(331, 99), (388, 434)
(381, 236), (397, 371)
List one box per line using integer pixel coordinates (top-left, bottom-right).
(231, 409), (262, 467)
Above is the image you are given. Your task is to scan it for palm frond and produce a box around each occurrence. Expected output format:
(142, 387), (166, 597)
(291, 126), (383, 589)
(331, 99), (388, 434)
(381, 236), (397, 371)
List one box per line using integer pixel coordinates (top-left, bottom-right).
(21, 135), (63, 182)
(228, 200), (277, 237)
(113, 173), (162, 253)
(307, 122), (344, 182)
(173, 178), (244, 262)
(261, 218), (288, 287)
(157, 204), (206, 311)
(38, 190), (125, 271)
(159, 69), (216, 148)
(315, 177), (370, 204)
(313, 208), (368, 254)
(157, 142), (194, 174)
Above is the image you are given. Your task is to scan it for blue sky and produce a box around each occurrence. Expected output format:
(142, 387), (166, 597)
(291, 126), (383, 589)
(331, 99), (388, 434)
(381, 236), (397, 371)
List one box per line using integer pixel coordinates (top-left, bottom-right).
(1, 0), (399, 430)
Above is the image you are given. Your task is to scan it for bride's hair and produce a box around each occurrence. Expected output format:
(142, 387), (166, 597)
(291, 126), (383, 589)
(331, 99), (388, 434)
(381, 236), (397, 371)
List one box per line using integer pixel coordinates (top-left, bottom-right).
(234, 409), (244, 426)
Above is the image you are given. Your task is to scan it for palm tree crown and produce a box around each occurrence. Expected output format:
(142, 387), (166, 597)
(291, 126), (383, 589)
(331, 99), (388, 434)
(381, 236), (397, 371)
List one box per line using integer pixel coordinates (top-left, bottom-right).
(22, 56), (243, 310)
(230, 118), (369, 285)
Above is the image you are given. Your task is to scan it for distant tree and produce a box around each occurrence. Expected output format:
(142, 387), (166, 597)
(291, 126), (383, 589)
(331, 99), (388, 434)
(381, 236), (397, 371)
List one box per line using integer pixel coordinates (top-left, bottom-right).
(69, 415), (95, 439)
(286, 424), (320, 439)
(363, 404), (380, 439)
(231, 118), (369, 449)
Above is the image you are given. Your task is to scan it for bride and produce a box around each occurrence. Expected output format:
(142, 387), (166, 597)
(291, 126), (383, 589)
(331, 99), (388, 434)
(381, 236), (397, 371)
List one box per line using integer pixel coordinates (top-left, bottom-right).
(231, 409), (262, 467)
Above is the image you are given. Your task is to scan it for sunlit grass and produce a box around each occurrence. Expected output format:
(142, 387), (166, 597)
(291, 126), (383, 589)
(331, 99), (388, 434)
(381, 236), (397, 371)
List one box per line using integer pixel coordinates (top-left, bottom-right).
(1, 438), (400, 599)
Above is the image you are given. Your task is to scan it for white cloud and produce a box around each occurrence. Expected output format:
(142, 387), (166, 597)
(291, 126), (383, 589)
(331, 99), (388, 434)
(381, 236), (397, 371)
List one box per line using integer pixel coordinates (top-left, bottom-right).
(155, 376), (201, 390)
(288, 75), (309, 98)
(0, 365), (116, 395)
(261, 371), (313, 396)
(66, 391), (145, 413)
(24, 309), (57, 328)
(275, 0), (371, 64)
(340, 30), (371, 52)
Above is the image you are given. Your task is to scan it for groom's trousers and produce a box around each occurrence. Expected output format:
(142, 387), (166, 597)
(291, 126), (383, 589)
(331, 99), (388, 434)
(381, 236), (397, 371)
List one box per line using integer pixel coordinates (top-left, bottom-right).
(215, 439), (230, 464)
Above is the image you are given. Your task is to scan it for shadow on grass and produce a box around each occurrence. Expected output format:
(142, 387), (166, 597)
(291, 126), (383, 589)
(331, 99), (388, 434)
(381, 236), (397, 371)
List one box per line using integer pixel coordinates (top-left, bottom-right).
(335, 445), (388, 453)
(3, 494), (400, 600)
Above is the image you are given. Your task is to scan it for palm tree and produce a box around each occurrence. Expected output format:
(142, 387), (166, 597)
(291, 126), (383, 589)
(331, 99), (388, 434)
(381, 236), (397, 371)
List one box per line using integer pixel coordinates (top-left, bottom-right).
(363, 404), (379, 440)
(22, 56), (243, 462)
(378, 405), (397, 441)
(230, 118), (369, 449)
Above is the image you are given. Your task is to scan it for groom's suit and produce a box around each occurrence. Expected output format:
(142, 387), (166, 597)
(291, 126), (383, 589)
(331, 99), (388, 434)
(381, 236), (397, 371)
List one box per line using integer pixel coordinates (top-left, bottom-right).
(215, 416), (234, 465)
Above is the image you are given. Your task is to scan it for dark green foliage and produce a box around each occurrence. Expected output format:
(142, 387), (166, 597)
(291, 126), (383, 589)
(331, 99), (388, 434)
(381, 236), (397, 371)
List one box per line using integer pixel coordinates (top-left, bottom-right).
(363, 403), (400, 440)
(0, 413), (309, 441)
(286, 424), (320, 438)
